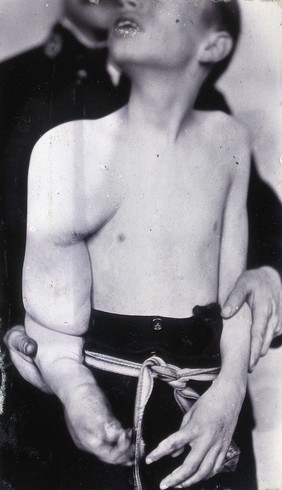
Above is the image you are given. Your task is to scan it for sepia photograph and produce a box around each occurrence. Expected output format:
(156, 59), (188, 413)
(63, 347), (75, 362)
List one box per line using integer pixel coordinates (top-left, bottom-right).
(0, 1), (281, 489)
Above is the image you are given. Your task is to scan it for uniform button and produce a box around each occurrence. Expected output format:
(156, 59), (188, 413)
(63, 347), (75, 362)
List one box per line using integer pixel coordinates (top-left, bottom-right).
(44, 32), (63, 59)
(77, 69), (88, 80)
(152, 318), (163, 331)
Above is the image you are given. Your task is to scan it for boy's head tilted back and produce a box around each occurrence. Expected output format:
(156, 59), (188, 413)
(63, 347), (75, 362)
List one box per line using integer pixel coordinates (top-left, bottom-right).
(110, 0), (240, 87)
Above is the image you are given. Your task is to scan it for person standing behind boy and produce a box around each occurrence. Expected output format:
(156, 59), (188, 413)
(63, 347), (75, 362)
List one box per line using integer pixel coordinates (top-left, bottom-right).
(22, 1), (265, 489)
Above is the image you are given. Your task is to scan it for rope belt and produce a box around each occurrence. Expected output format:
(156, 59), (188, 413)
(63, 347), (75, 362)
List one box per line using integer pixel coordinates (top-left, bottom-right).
(84, 351), (239, 490)
(0, 345), (7, 415)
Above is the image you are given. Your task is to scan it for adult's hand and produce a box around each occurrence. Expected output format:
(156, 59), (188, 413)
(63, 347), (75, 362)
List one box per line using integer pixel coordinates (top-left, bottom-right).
(221, 267), (282, 372)
(3, 325), (51, 393)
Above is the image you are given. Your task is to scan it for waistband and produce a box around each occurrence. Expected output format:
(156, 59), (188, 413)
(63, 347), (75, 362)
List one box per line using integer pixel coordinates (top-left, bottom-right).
(84, 303), (222, 368)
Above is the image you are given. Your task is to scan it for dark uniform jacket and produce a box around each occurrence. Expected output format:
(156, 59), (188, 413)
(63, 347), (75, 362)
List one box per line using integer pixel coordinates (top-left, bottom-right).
(0, 22), (281, 490)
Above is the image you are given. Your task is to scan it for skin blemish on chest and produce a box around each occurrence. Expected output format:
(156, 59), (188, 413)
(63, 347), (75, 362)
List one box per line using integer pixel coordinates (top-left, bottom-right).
(213, 221), (218, 232)
(233, 156), (239, 165)
(118, 233), (126, 242)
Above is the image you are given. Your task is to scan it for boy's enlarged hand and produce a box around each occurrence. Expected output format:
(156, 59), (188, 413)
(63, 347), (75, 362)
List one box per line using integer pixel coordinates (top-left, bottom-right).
(146, 379), (246, 489)
(63, 383), (134, 466)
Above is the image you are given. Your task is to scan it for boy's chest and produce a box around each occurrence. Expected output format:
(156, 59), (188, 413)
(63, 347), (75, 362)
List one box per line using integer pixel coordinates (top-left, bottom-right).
(95, 145), (231, 249)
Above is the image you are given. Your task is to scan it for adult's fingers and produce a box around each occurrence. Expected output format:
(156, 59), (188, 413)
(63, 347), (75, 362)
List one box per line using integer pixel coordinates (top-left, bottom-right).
(249, 300), (272, 372)
(221, 276), (249, 318)
(260, 310), (279, 357)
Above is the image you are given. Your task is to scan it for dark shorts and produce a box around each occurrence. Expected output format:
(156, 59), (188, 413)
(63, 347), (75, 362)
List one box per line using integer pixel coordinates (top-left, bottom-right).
(82, 305), (257, 490)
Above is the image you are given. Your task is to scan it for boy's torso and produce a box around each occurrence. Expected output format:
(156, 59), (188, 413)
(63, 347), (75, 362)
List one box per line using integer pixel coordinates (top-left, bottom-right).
(52, 109), (240, 317)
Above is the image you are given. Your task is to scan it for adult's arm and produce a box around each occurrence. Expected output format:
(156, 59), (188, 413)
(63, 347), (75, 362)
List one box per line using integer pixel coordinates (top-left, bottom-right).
(222, 266), (282, 372)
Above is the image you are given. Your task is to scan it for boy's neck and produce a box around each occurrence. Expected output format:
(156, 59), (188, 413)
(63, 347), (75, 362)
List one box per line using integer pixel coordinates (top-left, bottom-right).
(126, 64), (207, 143)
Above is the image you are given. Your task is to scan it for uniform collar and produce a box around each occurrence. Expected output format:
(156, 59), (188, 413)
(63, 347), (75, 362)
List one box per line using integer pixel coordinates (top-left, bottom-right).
(44, 22), (122, 86)
(44, 22), (108, 66)
(60, 18), (108, 51)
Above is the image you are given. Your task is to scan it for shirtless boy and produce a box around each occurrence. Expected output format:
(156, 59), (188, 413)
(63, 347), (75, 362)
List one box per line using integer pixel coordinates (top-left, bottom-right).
(23, 0), (253, 488)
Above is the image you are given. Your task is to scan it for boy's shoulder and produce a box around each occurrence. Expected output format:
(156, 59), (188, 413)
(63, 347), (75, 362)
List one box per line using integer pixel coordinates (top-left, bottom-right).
(30, 109), (125, 175)
(34, 108), (125, 151)
(196, 110), (251, 167)
(202, 110), (250, 148)
(28, 112), (125, 241)
(193, 111), (251, 187)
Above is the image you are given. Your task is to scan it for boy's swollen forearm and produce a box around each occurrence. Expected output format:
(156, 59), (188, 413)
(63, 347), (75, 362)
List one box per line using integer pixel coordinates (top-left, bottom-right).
(218, 303), (251, 391)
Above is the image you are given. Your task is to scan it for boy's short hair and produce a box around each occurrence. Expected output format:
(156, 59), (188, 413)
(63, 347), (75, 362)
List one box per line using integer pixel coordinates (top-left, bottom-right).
(203, 0), (241, 84)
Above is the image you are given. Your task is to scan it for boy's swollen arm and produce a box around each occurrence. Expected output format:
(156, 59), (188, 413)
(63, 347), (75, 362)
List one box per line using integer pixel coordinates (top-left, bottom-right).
(22, 127), (134, 465)
(23, 126), (93, 399)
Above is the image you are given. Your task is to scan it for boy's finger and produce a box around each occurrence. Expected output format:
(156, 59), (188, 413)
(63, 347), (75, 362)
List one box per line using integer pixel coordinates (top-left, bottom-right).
(117, 428), (134, 451)
(4, 327), (38, 357)
(146, 432), (187, 464)
(171, 448), (185, 458)
(174, 454), (216, 489)
(104, 421), (123, 441)
(18, 337), (38, 357)
(159, 444), (209, 489)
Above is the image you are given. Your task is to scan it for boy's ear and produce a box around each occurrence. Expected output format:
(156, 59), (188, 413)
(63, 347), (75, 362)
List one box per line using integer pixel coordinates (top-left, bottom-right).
(198, 32), (233, 64)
